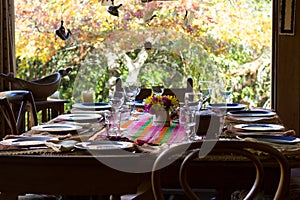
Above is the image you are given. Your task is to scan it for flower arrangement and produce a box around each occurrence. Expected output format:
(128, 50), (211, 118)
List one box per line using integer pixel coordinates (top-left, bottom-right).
(144, 95), (179, 113)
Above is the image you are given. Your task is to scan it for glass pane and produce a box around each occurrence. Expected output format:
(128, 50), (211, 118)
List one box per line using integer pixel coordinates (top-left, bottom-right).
(14, 0), (272, 108)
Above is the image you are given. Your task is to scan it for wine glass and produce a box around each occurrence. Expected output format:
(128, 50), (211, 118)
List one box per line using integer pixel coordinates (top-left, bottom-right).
(109, 91), (125, 111)
(108, 91), (125, 136)
(184, 92), (203, 141)
(151, 81), (164, 96)
(123, 81), (141, 120)
(198, 81), (213, 106)
(220, 79), (233, 104)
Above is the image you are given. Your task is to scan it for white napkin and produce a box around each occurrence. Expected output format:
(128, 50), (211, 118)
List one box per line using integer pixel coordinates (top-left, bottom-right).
(45, 139), (79, 152)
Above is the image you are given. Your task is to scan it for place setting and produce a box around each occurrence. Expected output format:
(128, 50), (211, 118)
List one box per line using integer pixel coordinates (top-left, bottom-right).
(55, 113), (103, 123)
(31, 123), (83, 133)
(224, 109), (282, 125)
(0, 135), (58, 149)
(72, 102), (112, 111)
(28, 113), (102, 135)
(70, 89), (112, 114)
(74, 140), (136, 153)
(206, 103), (247, 112)
(237, 134), (300, 144)
(223, 112), (300, 145)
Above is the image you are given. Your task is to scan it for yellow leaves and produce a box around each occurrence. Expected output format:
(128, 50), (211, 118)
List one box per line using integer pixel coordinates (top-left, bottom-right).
(15, 0), (271, 64)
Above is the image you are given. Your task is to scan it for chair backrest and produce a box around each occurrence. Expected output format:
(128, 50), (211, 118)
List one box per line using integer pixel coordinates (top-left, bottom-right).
(0, 90), (38, 135)
(0, 96), (18, 135)
(162, 78), (193, 102)
(151, 140), (290, 200)
(116, 77), (193, 102)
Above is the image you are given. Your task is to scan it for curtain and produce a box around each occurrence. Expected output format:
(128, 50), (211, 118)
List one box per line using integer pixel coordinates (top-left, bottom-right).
(0, 0), (16, 91)
(0, 0), (15, 137)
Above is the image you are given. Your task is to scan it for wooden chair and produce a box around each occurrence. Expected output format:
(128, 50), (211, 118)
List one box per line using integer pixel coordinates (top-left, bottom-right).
(0, 90), (38, 135)
(0, 96), (18, 135)
(151, 140), (290, 200)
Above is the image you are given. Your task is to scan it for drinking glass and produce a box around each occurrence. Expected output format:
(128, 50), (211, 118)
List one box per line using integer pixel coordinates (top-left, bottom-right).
(220, 79), (233, 103)
(179, 105), (194, 142)
(104, 111), (112, 137)
(108, 91), (125, 136)
(123, 81), (141, 120)
(184, 92), (203, 141)
(151, 81), (164, 96)
(198, 81), (213, 106)
(109, 91), (125, 111)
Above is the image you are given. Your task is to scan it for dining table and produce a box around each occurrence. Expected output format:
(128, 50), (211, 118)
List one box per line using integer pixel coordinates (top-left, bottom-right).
(0, 106), (299, 200)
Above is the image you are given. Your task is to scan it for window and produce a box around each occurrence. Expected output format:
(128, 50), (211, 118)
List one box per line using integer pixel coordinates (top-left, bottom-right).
(15, 0), (272, 108)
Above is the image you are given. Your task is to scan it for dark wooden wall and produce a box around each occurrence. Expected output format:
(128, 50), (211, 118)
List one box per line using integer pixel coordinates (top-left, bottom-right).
(276, 0), (300, 135)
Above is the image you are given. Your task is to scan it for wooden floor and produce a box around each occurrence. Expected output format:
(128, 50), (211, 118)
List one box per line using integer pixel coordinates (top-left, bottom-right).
(289, 168), (300, 200)
(13, 168), (300, 200)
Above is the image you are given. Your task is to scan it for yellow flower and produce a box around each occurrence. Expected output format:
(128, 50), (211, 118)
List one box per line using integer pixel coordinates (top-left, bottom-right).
(144, 95), (179, 112)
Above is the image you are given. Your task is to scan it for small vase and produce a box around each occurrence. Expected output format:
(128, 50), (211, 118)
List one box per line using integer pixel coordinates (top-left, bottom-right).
(152, 108), (170, 127)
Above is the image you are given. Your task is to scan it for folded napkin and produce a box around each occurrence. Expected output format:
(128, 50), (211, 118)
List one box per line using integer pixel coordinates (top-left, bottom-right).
(45, 139), (79, 152)
(225, 115), (282, 124)
(3, 133), (72, 140)
(0, 143), (22, 151)
(103, 135), (160, 147)
(136, 143), (170, 154)
(223, 129), (296, 137)
(235, 135), (300, 157)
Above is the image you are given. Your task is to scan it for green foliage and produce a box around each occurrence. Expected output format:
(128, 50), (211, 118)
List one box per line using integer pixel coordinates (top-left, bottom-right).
(14, 0), (272, 109)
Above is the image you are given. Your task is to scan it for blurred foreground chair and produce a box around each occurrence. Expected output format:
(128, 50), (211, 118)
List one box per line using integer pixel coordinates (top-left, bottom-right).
(151, 140), (290, 200)
(0, 90), (38, 135)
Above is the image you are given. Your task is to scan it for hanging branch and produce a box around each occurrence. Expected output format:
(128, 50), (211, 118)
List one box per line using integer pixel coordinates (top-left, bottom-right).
(34, 21), (52, 34)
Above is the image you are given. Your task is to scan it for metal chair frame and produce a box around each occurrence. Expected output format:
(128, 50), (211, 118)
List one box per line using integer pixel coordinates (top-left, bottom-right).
(151, 140), (290, 200)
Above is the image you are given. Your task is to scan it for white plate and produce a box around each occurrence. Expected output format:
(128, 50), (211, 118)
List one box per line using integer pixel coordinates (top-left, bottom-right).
(134, 100), (145, 107)
(126, 100), (145, 107)
(70, 109), (109, 115)
(227, 110), (276, 117)
(57, 113), (102, 122)
(75, 140), (134, 151)
(31, 124), (82, 133)
(233, 123), (285, 132)
(72, 102), (111, 111)
(237, 135), (300, 144)
(0, 136), (55, 147)
(206, 103), (246, 111)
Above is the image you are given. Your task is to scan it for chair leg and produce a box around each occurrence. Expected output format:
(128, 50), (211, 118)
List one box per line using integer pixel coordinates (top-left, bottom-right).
(26, 93), (38, 126)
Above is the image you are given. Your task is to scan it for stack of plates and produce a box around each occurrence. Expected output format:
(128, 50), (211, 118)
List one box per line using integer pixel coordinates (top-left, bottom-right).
(72, 102), (111, 111)
(56, 113), (102, 123)
(206, 103), (246, 111)
(237, 134), (300, 144)
(227, 110), (276, 118)
(233, 123), (285, 132)
(31, 124), (82, 134)
(0, 136), (56, 147)
(133, 100), (145, 107)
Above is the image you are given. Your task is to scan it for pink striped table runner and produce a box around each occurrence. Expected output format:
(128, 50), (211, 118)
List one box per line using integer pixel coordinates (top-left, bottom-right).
(92, 113), (187, 145)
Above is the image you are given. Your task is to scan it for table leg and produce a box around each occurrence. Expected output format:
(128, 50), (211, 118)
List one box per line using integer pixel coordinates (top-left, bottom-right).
(0, 192), (18, 200)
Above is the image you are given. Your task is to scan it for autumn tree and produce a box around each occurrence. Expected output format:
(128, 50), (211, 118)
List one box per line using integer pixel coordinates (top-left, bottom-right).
(15, 0), (272, 107)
